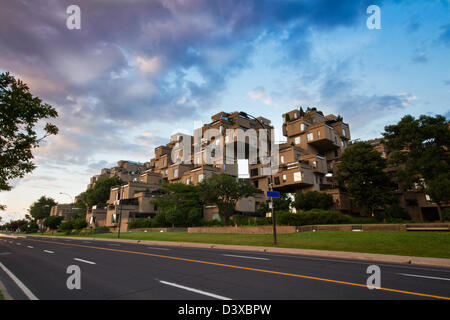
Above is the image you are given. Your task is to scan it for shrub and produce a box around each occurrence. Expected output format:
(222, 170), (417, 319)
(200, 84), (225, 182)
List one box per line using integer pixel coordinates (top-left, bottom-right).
(59, 220), (73, 232)
(72, 217), (88, 230)
(128, 218), (152, 229)
(93, 226), (110, 234)
(444, 207), (450, 222)
(198, 219), (225, 227)
(277, 209), (350, 226)
(295, 191), (334, 211)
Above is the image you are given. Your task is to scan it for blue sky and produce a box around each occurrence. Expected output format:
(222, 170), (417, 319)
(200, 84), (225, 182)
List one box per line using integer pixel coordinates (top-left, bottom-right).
(0, 0), (449, 222)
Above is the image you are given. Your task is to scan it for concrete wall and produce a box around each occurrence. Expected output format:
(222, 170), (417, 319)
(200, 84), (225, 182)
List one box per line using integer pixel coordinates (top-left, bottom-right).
(188, 226), (296, 234)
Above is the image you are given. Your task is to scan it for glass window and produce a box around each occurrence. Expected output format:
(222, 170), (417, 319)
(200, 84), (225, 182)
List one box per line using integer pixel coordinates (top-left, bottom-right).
(295, 136), (300, 145)
(282, 174), (287, 182)
(174, 169), (178, 178)
(307, 133), (313, 141)
(280, 155), (285, 164)
(198, 174), (205, 183)
(317, 130), (321, 138)
(300, 123), (305, 131)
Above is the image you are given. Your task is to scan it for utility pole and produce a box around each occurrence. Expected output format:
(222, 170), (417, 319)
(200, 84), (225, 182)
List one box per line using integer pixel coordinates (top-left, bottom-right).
(117, 187), (123, 239)
(239, 112), (277, 245)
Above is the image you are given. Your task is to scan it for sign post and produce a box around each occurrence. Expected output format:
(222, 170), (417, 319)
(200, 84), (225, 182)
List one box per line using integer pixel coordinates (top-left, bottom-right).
(266, 191), (280, 245)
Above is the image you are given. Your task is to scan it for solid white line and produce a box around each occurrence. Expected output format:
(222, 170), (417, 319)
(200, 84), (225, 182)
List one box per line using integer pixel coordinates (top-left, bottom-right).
(43, 250), (54, 254)
(397, 273), (450, 281)
(223, 254), (270, 261)
(0, 262), (39, 300)
(74, 258), (96, 265)
(147, 247), (171, 251)
(27, 246), (34, 249)
(159, 280), (232, 300)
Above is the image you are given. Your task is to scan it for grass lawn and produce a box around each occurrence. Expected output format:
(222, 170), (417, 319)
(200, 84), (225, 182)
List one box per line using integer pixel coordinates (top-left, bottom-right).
(27, 231), (450, 259)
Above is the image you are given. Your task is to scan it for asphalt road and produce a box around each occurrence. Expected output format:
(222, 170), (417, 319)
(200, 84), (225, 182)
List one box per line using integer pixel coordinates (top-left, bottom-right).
(0, 235), (449, 300)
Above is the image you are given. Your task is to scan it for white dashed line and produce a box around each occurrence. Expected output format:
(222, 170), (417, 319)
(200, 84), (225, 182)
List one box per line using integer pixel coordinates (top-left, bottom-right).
(147, 247), (171, 251)
(0, 262), (38, 300)
(159, 280), (231, 300)
(397, 273), (450, 281)
(27, 246), (34, 249)
(43, 250), (54, 254)
(74, 258), (96, 265)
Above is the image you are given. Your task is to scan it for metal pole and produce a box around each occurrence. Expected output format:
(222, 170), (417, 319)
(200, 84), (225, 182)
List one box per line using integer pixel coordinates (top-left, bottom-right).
(239, 112), (277, 246)
(117, 187), (123, 239)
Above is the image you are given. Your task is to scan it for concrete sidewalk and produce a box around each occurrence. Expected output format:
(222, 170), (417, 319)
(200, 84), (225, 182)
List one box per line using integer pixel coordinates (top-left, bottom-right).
(13, 233), (450, 268)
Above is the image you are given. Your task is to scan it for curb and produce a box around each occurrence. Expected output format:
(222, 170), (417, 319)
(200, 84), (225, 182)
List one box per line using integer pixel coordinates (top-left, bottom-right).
(18, 234), (450, 269)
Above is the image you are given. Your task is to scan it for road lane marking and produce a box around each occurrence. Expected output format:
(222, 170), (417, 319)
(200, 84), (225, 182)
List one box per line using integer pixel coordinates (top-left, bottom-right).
(147, 247), (171, 251)
(159, 280), (231, 300)
(0, 262), (38, 300)
(223, 254), (270, 261)
(107, 243), (120, 246)
(16, 243), (21, 245)
(24, 238), (450, 300)
(43, 250), (54, 254)
(83, 241), (92, 244)
(74, 258), (96, 265)
(397, 273), (450, 281)
(27, 246), (34, 249)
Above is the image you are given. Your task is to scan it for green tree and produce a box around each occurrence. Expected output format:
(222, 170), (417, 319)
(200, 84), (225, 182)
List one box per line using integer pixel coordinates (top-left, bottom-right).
(44, 216), (63, 232)
(0, 72), (58, 210)
(198, 174), (259, 225)
(29, 196), (57, 221)
(72, 217), (87, 230)
(295, 191), (334, 211)
(382, 114), (450, 222)
(152, 183), (203, 227)
(258, 193), (293, 215)
(337, 142), (395, 215)
(85, 176), (123, 208)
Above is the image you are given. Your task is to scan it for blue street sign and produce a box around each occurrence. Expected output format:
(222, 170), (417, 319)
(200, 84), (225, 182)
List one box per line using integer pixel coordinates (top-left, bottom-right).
(266, 191), (280, 198)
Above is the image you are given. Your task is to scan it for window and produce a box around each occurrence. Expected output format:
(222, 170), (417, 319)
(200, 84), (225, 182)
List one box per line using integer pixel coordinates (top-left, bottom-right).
(282, 174), (287, 182)
(165, 169), (168, 175)
(163, 159), (166, 167)
(274, 177), (280, 185)
(295, 136), (300, 145)
(300, 123), (305, 131)
(248, 199), (252, 210)
(312, 161), (317, 168)
(280, 155), (285, 164)
(342, 128), (346, 136)
(174, 168), (178, 178)
(294, 113), (298, 119)
(250, 168), (259, 177)
(186, 178), (191, 185)
(317, 130), (321, 138)
(198, 174), (205, 183)
(307, 133), (313, 141)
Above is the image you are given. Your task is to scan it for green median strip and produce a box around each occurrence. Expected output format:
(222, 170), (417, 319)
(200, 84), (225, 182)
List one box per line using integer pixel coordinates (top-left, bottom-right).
(26, 231), (450, 259)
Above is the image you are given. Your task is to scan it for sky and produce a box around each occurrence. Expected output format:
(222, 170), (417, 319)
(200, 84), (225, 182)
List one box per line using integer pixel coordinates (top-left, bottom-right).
(0, 0), (449, 222)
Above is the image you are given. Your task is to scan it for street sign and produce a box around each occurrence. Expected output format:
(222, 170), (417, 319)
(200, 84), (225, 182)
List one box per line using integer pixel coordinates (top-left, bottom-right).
(266, 191), (280, 198)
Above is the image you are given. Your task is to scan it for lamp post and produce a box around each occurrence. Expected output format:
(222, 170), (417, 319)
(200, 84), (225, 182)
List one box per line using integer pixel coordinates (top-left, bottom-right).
(60, 192), (74, 220)
(117, 187), (124, 239)
(239, 111), (277, 245)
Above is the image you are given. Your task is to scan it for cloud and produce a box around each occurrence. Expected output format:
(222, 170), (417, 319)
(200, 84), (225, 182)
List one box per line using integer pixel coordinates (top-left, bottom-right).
(437, 23), (450, 46)
(248, 86), (275, 106)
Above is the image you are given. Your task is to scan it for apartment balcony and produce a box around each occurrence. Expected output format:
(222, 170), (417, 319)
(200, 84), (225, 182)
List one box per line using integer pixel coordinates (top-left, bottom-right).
(306, 123), (340, 151)
(272, 162), (314, 192)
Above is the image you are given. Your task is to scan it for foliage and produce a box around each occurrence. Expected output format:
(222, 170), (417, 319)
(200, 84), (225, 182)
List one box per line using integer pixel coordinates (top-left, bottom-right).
(0, 72), (58, 210)
(258, 193), (293, 215)
(276, 209), (350, 226)
(77, 176), (123, 210)
(151, 183), (203, 227)
(72, 217), (87, 230)
(294, 191), (334, 211)
(59, 220), (73, 232)
(231, 215), (272, 226)
(337, 142), (395, 215)
(29, 196), (57, 220)
(382, 114), (450, 221)
(44, 216), (63, 230)
(0, 219), (28, 232)
(93, 226), (111, 234)
(21, 221), (39, 233)
(128, 218), (153, 229)
(198, 174), (259, 225)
